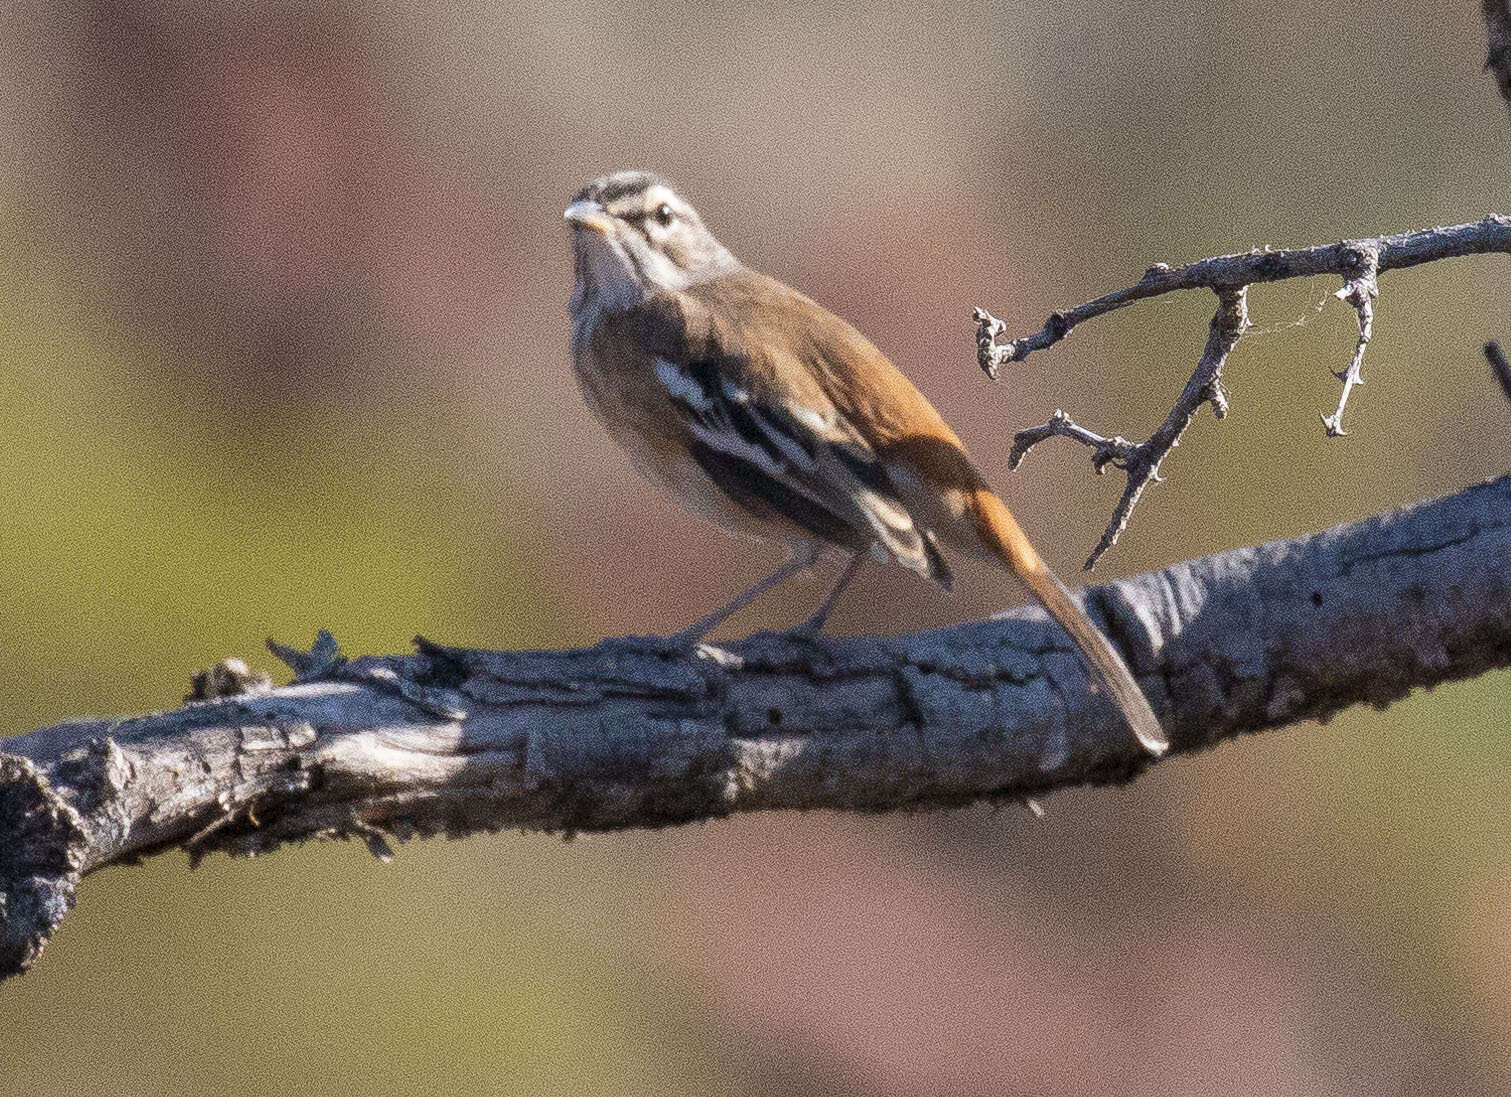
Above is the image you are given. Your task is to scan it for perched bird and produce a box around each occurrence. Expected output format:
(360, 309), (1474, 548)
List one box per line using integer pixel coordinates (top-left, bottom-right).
(565, 171), (1166, 755)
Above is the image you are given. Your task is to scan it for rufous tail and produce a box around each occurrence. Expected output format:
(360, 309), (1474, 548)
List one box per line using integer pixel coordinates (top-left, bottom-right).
(970, 488), (1168, 755)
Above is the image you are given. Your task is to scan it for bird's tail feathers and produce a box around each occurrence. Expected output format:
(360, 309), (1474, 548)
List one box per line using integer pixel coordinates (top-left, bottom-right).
(968, 488), (1168, 755)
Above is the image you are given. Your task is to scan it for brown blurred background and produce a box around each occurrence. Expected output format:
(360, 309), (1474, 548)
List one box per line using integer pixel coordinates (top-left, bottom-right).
(3, 1), (1510, 1093)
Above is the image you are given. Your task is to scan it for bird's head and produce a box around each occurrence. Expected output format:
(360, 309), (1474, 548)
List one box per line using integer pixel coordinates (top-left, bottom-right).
(565, 171), (739, 318)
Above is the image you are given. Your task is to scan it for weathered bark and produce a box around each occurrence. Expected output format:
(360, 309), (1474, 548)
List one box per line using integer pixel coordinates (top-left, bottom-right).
(3, 473), (1509, 980)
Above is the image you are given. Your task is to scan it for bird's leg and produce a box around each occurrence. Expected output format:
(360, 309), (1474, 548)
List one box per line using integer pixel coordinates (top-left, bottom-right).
(791, 550), (866, 636)
(666, 545), (820, 647)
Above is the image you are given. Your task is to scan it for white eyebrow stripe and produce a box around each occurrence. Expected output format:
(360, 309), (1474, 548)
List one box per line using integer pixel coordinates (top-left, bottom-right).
(641, 184), (679, 211)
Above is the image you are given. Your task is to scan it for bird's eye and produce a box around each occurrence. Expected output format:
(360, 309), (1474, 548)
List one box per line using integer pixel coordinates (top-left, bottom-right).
(653, 203), (675, 227)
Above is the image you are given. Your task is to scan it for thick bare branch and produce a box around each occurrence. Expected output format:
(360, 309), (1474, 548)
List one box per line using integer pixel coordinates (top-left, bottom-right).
(976, 217), (1510, 563)
(5, 472), (1511, 980)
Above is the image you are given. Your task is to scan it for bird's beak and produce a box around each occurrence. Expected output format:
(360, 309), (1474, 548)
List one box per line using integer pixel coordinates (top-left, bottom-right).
(563, 200), (616, 236)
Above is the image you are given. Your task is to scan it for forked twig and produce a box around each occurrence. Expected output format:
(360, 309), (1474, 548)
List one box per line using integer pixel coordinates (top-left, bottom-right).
(975, 217), (1511, 568)
(1008, 410), (1138, 474)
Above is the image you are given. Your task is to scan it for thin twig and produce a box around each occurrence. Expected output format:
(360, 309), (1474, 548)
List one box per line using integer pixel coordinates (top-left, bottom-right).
(1487, 340), (1511, 406)
(976, 217), (1511, 565)
(976, 220), (1511, 374)
(1487, 0), (1511, 111)
(1320, 247), (1379, 437)
(1094, 286), (1246, 568)
(1008, 409), (1138, 474)
(1009, 288), (1248, 569)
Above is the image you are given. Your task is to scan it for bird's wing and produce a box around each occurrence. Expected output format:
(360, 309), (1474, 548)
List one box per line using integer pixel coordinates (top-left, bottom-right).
(650, 351), (952, 588)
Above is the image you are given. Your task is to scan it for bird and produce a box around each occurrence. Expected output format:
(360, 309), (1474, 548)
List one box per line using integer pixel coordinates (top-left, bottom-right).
(564, 170), (1167, 755)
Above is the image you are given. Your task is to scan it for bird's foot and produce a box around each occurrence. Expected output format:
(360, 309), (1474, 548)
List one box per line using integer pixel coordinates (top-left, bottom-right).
(779, 621), (826, 645)
(783, 602), (842, 644)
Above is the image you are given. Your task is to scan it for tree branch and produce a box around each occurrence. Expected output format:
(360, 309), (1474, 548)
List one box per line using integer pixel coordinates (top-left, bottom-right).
(974, 217), (1511, 566)
(1488, 0), (1511, 111)
(1487, 340), (1511, 405)
(5, 473), (1511, 981)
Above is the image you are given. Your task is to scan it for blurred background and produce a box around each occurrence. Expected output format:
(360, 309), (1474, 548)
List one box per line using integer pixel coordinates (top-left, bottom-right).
(2, 0), (1509, 1092)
